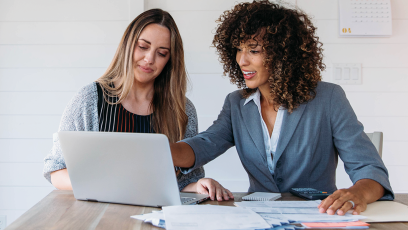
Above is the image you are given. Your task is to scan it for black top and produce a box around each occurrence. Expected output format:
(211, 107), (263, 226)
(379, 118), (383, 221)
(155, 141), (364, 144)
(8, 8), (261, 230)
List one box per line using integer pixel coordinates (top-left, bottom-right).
(96, 82), (154, 133)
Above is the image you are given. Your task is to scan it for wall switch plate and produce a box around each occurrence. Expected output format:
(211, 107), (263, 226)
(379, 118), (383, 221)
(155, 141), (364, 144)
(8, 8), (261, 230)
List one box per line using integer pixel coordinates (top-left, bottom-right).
(332, 63), (362, 85)
(0, 215), (6, 230)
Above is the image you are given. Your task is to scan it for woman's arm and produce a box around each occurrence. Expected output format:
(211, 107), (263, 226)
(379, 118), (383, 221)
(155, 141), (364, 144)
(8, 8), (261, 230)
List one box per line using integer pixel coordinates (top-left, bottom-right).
(318, 179), (384, 215)
(319, 85), (392, 215)
(50, 169), (73, 190)
(170, 142), (195, 167)
(177, 98), (233, 200)
(43, 83), (99, 187)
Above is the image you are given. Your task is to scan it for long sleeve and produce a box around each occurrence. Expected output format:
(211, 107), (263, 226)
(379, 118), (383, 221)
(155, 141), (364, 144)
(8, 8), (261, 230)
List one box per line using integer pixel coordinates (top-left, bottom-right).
(180, 93), (235, 174)
(330, 85), (394, 200)
(176, 98), (205, 191)
(43, 83), (99, 183)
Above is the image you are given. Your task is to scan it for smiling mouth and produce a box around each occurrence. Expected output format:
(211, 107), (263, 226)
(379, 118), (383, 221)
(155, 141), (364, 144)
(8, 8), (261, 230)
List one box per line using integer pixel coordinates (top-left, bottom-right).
(242, 70), (257, 79)
(139, 65), (153, 73)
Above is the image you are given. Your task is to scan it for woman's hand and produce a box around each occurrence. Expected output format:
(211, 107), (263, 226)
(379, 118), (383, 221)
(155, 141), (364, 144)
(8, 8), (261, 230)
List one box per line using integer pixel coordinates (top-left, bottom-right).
(318, 179), (384, 215)
(196, 178), (234, 201)
(182, 178), (234, 201)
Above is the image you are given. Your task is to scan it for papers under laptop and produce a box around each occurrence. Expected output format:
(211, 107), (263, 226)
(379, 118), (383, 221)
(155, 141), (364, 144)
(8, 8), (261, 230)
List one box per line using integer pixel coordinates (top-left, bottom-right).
(58, 131), (209, 207)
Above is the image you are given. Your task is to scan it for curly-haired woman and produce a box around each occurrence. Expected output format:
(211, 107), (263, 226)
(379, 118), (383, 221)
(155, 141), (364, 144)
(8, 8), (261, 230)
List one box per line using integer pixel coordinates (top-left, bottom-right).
(43, 9), (232, 201)
(170, 0), (393, 214)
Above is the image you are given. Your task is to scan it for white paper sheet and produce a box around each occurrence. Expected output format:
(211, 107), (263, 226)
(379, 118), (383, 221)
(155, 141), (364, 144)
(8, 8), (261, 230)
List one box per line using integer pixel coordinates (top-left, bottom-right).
(361, 201), (408, 222)
(235, 201), (321, 208)
(282, 213), (366, 222)
(131, 211), (165, 228)
(162, 205), (271, 230)
(237, 207), (321, 214)
(258, 213), (290, 226)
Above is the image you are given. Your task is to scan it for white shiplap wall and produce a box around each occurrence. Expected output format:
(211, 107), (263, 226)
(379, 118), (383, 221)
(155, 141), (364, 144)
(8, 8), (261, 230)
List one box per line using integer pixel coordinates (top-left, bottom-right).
(0, 0), (143, 226)
(146, 0), (408, 193)
(1, 0), (407, 226)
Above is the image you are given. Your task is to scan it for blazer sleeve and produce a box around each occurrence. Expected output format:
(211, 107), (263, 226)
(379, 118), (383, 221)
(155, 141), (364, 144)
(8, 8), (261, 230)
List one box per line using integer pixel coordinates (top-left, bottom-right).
(330, 85), (394, 200)
(180, 93), (235, 174)
(175, 98), (205, 191)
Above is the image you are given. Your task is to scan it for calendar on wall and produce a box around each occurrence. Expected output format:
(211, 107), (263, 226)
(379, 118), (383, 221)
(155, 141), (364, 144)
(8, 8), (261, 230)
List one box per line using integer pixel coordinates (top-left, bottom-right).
(339, 0), (392, 37)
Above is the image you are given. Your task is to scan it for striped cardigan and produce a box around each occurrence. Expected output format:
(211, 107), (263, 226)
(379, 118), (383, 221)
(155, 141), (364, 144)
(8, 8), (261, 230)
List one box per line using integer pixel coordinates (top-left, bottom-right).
(43, 82), (204, 191)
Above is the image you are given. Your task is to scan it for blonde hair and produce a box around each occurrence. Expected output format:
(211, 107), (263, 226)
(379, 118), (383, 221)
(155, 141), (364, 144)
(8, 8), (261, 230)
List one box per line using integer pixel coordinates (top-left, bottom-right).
(97, 9), (188, 143)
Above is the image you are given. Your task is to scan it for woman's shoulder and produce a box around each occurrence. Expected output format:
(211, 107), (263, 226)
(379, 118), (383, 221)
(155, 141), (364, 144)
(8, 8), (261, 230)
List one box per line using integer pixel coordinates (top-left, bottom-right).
(316, 81), (341, 95)
(64, 82), (98, 114)
(77, 82), (98, 97)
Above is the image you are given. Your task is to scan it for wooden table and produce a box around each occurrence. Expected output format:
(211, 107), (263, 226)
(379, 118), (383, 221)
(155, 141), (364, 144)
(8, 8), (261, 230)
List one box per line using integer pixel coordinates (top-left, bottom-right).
(5, 191), (408, 230)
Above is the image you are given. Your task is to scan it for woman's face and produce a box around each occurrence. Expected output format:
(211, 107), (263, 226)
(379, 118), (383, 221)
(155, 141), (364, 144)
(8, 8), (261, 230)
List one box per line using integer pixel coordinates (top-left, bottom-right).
(236, 39), (269, 89)
(133, 23), (171, 85)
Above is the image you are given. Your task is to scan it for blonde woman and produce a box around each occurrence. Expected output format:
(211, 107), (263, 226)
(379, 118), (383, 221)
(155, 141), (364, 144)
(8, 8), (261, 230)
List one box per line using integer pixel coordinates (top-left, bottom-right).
(43, 9), (233, 201)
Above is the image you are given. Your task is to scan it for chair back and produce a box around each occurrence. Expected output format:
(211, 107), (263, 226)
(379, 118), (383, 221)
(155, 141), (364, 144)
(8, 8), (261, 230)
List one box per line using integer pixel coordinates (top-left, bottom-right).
(365, 132), (383, 158)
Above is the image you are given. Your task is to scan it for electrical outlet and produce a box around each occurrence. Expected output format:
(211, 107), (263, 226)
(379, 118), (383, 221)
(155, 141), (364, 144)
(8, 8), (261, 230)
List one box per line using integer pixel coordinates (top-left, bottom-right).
(0, 215), (6, 230)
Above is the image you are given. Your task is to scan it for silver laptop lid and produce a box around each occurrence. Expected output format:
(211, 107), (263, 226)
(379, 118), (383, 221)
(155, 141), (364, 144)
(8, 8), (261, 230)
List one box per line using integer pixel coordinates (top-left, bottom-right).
(58, 131), (183, 207)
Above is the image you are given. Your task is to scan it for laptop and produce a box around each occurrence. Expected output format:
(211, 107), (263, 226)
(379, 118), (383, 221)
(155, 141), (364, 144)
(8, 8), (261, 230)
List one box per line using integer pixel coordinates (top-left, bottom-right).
(58, 131), (209, 207)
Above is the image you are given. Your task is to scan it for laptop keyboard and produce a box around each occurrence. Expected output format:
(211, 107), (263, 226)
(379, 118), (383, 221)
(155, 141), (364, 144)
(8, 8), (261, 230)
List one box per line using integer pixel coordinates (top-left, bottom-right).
(181, 197), (196, 204)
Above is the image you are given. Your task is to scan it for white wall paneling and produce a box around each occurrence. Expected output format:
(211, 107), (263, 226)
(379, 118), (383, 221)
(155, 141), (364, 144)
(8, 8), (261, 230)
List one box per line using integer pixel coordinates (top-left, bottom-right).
(359, 117), (408, 141)
(323, 44), (408, 68)
(0, 139), (52, 163)
(315, 20), (408, 44)
(0, 45), (117, 68)
(347, 92), (408, 117)
(0, 187), (54, 210)
(0, 115), (61, 138)
(340, 68), (408, 92)
(382, 141), (408, 166)
(0, 163), (50, 186)
(0, 22), (128, 45)
(188, 74), (239, 117)
(146, 0), (297, 11)
(0, 68), (104, 91)
(0, 0), (129, 21)
(0, 210), (26, 228)
(0, 92), (74, 115)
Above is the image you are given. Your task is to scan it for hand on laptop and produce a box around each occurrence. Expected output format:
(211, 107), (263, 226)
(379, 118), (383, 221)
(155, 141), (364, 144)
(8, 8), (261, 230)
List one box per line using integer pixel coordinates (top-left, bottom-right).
(195, 178), (234, 201)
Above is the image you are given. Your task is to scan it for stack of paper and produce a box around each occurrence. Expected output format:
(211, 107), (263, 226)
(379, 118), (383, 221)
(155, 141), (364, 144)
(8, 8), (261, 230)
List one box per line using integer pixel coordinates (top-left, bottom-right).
(162, 205), (271, 230)
(235, 201), (367, 229)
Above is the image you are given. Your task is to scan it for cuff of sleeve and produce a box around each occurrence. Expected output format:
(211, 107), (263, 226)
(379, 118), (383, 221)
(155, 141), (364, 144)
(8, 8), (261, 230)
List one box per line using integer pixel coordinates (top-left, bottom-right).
(352, 170), (394, 201)
(43, 164), (66, 184)
(178, 139), (200, 174)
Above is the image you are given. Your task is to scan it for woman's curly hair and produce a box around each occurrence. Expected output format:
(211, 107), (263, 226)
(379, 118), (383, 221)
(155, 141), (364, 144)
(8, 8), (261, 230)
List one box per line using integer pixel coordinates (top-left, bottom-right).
(212, 0), (325, 113)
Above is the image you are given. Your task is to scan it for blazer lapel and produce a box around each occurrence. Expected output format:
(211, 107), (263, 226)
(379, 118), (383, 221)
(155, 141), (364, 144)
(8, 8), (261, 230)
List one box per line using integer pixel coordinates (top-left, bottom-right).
(240, 99), (266, 162)
(273, 103), (307, 164)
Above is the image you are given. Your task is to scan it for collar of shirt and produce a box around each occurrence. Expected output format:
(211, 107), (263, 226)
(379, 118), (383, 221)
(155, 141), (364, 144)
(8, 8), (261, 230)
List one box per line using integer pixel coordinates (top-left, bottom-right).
(243, 88), (284, 175)
(244, 89), (261, 107)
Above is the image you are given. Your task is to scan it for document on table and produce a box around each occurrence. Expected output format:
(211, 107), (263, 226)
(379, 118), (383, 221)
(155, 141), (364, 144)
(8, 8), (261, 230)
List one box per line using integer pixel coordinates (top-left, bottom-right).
(361, 201), (408, 222)
(235, 201), (366, 223)
(162, 205), (271, 230)
(235, 200), (321, 208)
(235, 200), (322, 214)
(131, 211), (165, 228)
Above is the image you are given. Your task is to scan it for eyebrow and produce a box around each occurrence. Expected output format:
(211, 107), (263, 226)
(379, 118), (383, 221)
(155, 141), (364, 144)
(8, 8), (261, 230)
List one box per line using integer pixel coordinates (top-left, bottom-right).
(139, 39), (170, 50)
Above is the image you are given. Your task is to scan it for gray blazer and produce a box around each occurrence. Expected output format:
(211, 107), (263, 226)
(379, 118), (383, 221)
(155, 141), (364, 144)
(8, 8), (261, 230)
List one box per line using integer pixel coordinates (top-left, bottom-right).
(182, 82), (393, 200)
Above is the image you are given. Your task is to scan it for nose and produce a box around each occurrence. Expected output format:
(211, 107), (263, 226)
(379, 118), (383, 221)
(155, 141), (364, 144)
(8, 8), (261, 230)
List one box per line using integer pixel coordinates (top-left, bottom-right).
(237, 50), (249, 67)
(144, 50), (155, 64)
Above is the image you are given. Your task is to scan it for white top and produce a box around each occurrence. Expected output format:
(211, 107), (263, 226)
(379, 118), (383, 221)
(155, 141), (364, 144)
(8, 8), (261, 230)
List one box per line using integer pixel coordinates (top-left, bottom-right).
(244, 89), (284, 174)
